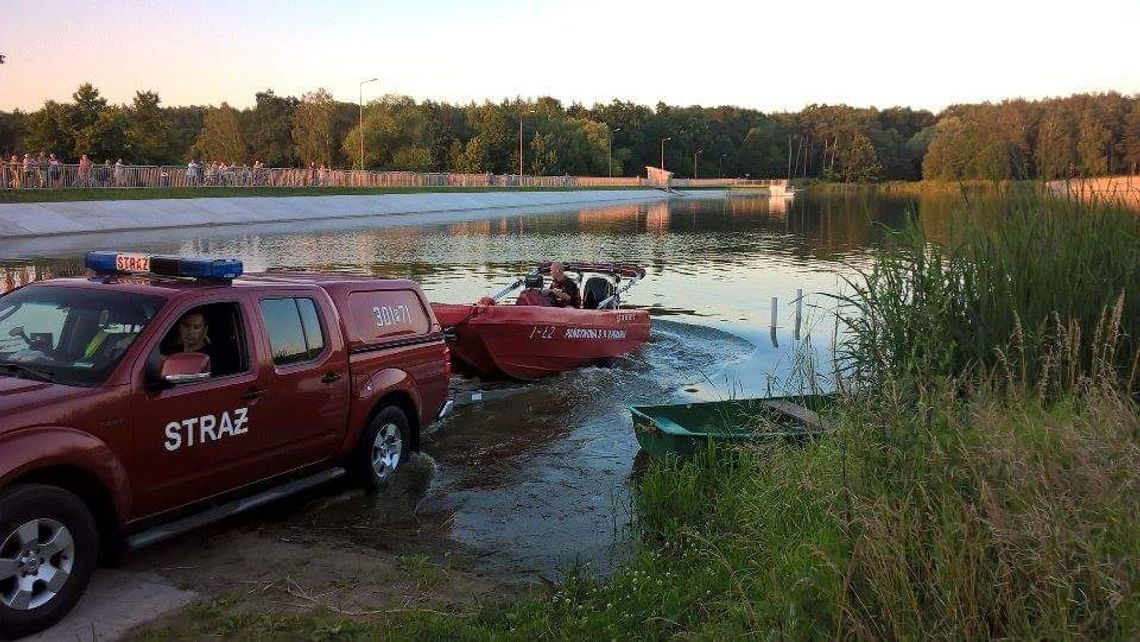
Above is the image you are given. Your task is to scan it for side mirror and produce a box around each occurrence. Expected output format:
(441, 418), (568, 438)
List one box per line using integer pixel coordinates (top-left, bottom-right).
(160, 352), (211, 385)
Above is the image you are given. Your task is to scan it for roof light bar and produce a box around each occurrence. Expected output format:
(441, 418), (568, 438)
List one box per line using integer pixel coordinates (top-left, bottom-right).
(85, 251), (244, 280)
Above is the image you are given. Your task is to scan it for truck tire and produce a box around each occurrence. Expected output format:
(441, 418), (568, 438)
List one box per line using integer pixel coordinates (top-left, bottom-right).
(0, 484), (98, 639)
(354, 406), (410, 490)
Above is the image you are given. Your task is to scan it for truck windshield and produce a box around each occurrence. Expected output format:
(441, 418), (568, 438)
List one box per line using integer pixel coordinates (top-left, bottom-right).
(0, 286), (165, 387)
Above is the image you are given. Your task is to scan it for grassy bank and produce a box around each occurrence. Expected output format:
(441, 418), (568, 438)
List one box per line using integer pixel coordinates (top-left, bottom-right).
(0, 185), (648, 204)
(137, 390), (1139, 640)
(799, 177), (1045, 198)
(133, 194), (1140, 640)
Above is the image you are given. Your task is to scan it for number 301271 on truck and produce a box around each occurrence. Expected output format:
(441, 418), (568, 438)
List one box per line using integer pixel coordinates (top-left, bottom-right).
(0, 252), (452, 637)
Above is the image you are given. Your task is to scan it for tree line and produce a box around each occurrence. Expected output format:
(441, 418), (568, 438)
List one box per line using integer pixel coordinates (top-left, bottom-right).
(1, 83), (1137, 180)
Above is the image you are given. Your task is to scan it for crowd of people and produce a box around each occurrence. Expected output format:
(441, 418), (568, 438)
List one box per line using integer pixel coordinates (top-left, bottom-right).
(1, 152), (137, 189)
(1, 152), (627, 191)
(1, 152), (358, 190)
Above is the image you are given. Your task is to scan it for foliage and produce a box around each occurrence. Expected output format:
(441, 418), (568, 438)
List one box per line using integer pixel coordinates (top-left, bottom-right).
(836, 192), (1140, 397)
(291, 89), (339, 166)
(190, 103), (246, 163)
(926, 93), (1140, 180)
(3, 85), (1137, 182)
(243, 90), (299, 167)
(137, 390), (1140, 641)
(127, 91), (178, 164)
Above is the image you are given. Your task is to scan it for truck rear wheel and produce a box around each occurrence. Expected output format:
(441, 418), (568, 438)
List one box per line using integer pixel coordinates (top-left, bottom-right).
(0, 484), (98, 639)
(355, 406), (410, 490)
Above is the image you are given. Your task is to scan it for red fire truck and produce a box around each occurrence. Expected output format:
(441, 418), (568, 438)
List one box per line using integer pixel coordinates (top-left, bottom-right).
(0, 252), (451, 636)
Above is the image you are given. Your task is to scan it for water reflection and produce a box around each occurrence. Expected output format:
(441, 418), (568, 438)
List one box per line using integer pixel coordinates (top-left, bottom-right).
(0, 191), (954, 391)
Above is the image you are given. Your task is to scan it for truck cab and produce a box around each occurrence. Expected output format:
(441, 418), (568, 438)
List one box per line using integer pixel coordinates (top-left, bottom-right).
(0, 252), (451, 637)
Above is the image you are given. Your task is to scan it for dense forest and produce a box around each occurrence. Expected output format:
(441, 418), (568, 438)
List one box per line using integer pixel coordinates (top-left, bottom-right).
(1, 84), (1138, 181)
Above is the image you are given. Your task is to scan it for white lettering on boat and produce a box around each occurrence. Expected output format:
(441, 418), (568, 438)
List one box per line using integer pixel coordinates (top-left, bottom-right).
(564, 328), (628, 340)
(529, 325), (557, 339)
(373, 304), (411, 328)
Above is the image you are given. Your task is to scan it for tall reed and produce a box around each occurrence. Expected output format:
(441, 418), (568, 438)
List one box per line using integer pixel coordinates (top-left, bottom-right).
(837, 192), (1140, 398)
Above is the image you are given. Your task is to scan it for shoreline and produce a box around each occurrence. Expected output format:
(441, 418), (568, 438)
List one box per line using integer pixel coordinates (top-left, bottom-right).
(0, 188), (700, 239)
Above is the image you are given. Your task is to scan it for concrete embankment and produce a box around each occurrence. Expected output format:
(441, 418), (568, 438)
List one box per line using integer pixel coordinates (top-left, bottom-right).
(0, 189), (676, 238)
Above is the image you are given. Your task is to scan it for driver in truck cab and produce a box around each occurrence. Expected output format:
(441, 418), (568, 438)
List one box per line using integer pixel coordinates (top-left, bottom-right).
(164, 309), (214, 372)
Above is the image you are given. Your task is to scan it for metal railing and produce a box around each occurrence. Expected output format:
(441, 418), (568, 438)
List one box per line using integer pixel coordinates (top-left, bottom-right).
(0, 161), (771, 192)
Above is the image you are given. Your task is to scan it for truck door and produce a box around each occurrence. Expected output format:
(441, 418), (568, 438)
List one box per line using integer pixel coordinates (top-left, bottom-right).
(127, 296), (272, 516)
(252, 294), (349, 463)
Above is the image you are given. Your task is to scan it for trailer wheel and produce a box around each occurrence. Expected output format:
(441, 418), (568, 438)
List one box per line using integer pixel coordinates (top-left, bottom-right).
(355, 406), (410, 490)
(0, 484), (98, 639)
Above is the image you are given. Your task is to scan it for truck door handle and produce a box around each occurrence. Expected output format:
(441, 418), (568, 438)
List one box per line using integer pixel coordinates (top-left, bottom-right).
(241, 388), (267, 401)
(321, 372), (342, 384)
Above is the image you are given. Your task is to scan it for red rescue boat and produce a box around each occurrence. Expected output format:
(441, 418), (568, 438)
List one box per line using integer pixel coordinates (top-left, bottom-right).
(432, 262), (651, 380)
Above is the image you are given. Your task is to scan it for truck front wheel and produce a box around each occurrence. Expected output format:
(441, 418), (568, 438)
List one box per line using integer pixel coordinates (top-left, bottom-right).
(0, 484), (98, 639)
(354, 406), (410, 490)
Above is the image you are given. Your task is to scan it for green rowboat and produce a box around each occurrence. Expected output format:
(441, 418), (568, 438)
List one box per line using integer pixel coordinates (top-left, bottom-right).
(630, 394), (832, 458)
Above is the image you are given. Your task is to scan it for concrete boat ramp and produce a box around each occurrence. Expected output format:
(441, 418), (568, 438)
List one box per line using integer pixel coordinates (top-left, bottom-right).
(0, 189), (688, 239)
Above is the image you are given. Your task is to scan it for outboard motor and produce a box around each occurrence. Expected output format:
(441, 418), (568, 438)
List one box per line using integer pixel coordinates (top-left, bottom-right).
(582, 276), (616, 309)
(524, 272), (544, 289)
(516, 273), (550, 306)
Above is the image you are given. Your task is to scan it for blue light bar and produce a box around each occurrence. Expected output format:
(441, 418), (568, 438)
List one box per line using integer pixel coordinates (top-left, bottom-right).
(85, 251), (120, 274)
(85, 251), (243, 280)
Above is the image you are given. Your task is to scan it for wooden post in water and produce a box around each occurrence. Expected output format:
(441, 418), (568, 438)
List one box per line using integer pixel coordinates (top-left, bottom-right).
(770, 296), (778, 330)
(794, 288), (803, 340)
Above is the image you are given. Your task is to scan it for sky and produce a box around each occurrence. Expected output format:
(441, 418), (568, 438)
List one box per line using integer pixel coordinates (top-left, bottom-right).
(2, 0), (1139, 114)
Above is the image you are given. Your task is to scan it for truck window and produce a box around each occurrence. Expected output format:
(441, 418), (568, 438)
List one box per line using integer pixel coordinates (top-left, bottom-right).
(156, 302), (249, 377)
(0, 286), (164, 387)
(260, 298), (326, 366)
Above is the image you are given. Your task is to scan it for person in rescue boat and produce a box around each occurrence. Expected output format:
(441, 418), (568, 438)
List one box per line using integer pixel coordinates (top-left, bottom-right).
(548, 261), (581, 308)
(171, 310), (214, 372)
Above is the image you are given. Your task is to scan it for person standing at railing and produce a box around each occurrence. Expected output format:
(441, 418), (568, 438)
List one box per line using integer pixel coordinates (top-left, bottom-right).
(187, 159), (199, 186)
(48, 154), (62, 188)
(12, 157), (20, 189)
(36, 151), (48, 188)
(0, 158), (7, 190)
(23, 153), (35, 189)
(113, 158), (124, 187)
(97, 159), (111, 187)
(77, 154), (92, 188)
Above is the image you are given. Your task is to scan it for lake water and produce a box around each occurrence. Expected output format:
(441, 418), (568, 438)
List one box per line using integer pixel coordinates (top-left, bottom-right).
(0, 190), (934, 578)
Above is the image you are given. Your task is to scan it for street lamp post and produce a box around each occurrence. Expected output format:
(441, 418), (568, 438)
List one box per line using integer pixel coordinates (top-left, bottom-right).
(519, 108), (535, 181)
(694, 149), (703, 179)
(609, 127), (621, 178)
(660, 137), (672, 170)
(358, 78), (378, 171)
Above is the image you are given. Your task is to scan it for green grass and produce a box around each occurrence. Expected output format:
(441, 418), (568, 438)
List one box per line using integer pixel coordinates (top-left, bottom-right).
(135, 391), (1139, 641)
(0, 185), (649, 204)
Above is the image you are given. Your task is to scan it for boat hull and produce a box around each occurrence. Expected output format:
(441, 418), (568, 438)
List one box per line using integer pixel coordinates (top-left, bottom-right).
(630, 395), (833, 458)
(432, 303), (651, 380)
